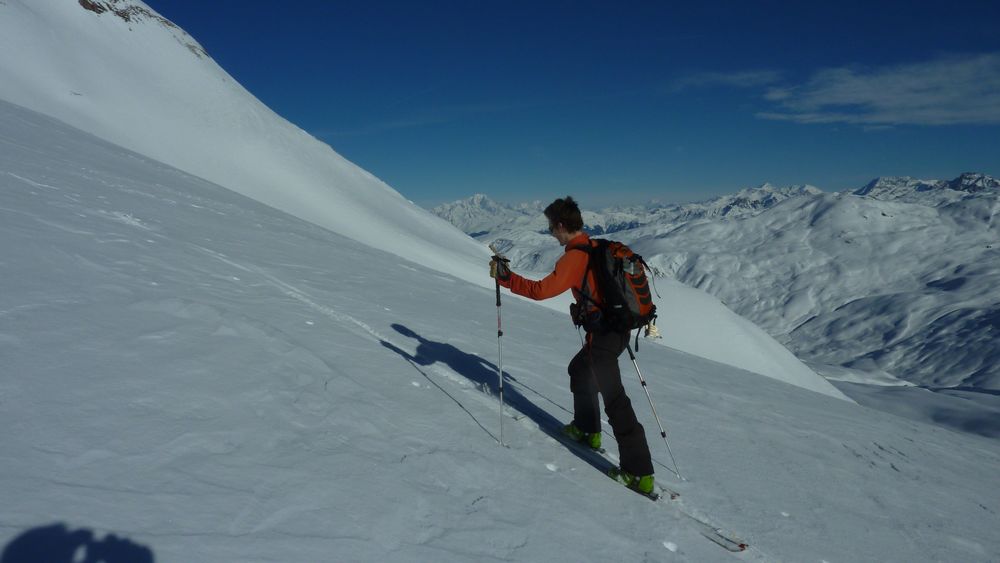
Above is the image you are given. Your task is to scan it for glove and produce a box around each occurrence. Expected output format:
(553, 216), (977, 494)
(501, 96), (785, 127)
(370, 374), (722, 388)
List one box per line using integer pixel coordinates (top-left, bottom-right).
(490, 257), (511, 281)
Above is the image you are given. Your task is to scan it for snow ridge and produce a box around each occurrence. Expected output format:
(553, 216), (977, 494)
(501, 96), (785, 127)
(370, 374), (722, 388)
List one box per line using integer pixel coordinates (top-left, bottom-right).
(855, 172), (1000, 203)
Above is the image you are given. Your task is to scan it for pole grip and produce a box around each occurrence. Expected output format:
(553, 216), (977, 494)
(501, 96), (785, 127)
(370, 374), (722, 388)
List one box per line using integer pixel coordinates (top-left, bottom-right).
(489, 243), (507, 309)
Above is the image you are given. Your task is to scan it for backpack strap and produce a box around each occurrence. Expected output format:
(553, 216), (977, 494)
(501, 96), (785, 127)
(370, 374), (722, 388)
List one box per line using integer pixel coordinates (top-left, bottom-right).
(635, 254), (661, 298)
(567, 241), (599, 310)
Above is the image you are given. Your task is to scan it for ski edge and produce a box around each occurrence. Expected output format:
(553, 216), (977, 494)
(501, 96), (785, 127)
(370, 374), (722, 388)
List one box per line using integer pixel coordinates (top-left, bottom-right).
(699, 527), (749, 552)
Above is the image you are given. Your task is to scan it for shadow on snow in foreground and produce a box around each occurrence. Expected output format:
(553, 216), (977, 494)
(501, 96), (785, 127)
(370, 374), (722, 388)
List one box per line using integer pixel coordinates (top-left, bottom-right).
(1, 523), (153, 563)
(380, 323), (615, 473)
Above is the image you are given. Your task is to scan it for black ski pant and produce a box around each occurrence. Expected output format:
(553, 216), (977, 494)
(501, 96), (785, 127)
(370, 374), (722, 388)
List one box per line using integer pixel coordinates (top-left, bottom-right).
(568, 330), (654, 476)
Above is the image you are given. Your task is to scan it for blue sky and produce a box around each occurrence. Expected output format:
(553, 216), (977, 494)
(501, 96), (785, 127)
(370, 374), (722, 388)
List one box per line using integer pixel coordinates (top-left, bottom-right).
(145, 0), (1000, 207)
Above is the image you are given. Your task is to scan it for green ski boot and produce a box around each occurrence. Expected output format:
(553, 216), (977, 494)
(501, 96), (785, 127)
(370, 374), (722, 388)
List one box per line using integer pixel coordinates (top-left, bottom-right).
(608, 467), (656, 497)
(562, 422), (602, 451)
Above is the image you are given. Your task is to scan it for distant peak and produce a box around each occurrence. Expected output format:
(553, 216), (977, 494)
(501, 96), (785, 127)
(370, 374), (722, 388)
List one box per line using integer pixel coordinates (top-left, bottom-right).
(948, 172), (1000, 193)
(735, 183), (821, 200)
(854, 176), (933, 197)
(432, 193), (507, 215)
(456, 193), (500, 209)
(855, 173), (997, 198)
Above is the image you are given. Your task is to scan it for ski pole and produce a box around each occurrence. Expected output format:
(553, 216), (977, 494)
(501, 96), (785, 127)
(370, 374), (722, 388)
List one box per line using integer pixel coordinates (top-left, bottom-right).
(625, 342), (682, 480)
(496, 277), (504, 446)
(489, 243), (506, 447)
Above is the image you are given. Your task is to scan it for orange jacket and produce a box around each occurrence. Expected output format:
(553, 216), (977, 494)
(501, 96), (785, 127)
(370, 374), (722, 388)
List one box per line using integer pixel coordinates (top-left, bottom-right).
(499, 233), (602, 309)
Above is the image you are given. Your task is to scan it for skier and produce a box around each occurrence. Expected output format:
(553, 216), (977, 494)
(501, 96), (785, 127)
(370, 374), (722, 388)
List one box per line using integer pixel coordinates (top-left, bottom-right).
(490, 196), (655, 495)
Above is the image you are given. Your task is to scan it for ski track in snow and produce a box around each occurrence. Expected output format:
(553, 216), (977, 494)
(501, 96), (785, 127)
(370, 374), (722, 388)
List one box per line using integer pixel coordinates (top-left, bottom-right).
(4, 170), (61, 190)
(189, 243), (389, 344)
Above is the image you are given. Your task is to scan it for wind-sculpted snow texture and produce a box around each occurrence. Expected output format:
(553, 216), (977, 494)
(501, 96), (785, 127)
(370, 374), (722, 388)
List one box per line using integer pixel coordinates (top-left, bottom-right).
(440, 178), (1000, 393)
(3, 98), (1000, 563)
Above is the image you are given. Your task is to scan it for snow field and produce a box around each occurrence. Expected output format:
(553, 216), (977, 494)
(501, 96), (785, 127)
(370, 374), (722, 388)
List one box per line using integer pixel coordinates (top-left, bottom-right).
(2, 100), (999, 562)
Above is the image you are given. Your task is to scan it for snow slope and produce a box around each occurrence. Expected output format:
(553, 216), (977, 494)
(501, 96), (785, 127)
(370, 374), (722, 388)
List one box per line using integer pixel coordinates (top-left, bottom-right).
(0, 0), (839, 401)
(0, 0), (486, 283)
(3, 96), (1000, 563)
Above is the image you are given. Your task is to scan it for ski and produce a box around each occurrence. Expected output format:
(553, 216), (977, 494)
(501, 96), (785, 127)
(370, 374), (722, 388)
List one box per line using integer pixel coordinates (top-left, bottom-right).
(679, 513), (749, 552)
(553, 426), (681, 499)
(616, 475), (681, 502)
(651, 482), (681, 501)
(650, 487), (747, 551)
(648, 487), (748, 551)
(624, 483), (662, 502)
(551, 422), (748, 552)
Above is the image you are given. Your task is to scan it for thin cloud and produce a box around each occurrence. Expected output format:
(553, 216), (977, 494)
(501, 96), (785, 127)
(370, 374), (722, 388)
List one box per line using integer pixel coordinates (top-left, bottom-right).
(758, 53), (1000, 126)
(669, 70), (783, 92)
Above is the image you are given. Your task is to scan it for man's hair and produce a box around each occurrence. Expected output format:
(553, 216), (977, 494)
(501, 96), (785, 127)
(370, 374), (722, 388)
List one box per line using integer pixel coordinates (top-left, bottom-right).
(544, 196), (584, 232)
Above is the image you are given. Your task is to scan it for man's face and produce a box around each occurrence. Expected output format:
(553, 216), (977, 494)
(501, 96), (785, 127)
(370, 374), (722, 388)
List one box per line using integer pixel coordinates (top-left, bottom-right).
(548, 221), (571, 246)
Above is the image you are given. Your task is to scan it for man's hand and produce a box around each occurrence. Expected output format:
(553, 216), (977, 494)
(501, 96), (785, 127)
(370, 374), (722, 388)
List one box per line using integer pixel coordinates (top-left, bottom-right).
(490, 257), (511, 281)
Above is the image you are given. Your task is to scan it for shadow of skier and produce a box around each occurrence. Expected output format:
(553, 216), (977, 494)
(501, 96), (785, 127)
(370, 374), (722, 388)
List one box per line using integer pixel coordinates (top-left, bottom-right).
(380, 324), (616, 473)
(382, 323), (568, 438)
(1, 523), (154, 563)
(385, 323), (513, 389)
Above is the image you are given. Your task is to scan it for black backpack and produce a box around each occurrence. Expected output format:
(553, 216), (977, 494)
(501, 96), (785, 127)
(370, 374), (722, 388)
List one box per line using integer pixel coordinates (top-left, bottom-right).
(571, 238), (657, 334)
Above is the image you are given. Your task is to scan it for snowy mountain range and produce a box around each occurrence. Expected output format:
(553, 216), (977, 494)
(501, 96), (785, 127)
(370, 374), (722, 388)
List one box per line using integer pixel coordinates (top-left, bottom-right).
(2, 1), (999, 561)
(433, 183), (823, 236)
(433, 174), (1000, 395)
(856, 172), (1000, 201)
